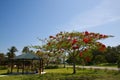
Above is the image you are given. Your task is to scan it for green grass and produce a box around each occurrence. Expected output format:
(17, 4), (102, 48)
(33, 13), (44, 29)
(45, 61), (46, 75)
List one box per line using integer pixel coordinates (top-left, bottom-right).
(0, 68), (120, 80)
(95, 63), (117, 67)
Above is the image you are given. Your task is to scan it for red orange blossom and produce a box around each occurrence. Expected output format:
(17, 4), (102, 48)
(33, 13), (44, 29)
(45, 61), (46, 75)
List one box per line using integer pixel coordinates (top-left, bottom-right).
(47, 31), (112, 62)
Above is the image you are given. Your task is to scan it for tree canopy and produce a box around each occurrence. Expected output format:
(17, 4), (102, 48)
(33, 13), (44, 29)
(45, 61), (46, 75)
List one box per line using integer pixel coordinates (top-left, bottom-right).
(7, 46), (18, 59)
(41, 31), (112, 74)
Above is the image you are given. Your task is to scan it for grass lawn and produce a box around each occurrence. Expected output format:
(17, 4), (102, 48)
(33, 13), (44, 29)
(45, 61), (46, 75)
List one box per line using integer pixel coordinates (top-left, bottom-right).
(0, 68), (120, 80)
(95, 63), (117, 67)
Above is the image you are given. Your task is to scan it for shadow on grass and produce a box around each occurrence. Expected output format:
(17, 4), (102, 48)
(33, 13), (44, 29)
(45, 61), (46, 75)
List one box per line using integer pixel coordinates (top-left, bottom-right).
(20, 72), (99, 80)
(1, 68), (120, 80)
(15, 69), (110, 80)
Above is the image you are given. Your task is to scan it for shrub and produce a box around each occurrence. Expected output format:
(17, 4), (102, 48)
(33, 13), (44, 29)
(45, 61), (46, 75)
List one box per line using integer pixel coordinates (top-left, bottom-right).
(117, 59), (120, 68)
(45, 65), (59, 69)
(0, 66), (7, 70)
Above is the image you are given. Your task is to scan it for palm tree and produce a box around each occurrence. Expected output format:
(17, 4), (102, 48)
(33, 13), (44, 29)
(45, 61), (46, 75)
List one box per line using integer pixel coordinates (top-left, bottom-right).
(22, 46), (30, 54)
(29, 50), (35, 54)
(0, 53), (4, 60)
(0, 53), (5, 63)
(7, 46), (18, 59)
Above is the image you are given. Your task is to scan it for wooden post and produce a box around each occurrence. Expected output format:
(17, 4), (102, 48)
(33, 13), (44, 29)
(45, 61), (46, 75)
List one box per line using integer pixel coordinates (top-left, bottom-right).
(22, 60), (25, 74)
(17, 60), (19, 73)
(17, 65), (19, 73)
(41, 59), (44, 72)
(39, 59), (41, 74)
(31, 59), (33, 73)
(7, 63), (10, 74)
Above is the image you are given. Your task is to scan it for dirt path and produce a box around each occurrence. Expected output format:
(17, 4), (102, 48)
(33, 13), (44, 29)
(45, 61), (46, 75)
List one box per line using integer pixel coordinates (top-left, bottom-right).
(0, 75), (7, 77)
(77, 66), (120, 71)
(67, 65), (119, 71)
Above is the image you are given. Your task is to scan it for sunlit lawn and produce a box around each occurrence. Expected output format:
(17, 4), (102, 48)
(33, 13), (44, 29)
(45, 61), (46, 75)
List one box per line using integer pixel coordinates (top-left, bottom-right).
(96, 63), (117, 67)
(0, 68), (120, 80)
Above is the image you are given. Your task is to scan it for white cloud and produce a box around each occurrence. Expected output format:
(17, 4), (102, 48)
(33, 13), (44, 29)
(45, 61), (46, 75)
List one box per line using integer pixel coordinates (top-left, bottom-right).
(62, 0), (120, 31)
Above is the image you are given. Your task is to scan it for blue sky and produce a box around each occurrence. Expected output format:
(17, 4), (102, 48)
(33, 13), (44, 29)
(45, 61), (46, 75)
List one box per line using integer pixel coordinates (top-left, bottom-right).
(0, 0), (120, 55)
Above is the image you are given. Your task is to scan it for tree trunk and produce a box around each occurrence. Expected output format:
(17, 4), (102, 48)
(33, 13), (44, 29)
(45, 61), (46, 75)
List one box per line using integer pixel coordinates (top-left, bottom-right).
(73, 62), (76, 74)
(63, 62), (66, 68)
(63, 57), (66, 68)
(72, 57), (76, 74)
(11, 59), (13, 74)
(46, 60), (49, 67)
(41, 59), (44, 72)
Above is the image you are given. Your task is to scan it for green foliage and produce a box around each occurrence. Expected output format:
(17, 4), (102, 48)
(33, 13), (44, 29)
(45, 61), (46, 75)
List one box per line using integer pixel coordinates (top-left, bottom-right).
(94, 55), (106, 64)
(0, 53), (5, 60)
(105, 46), (118, 63)
(117, 57), (120, 68)
(7, 46), (18, 59)
(45, 65), (59, 69)
(0, 66), (7, 70)
(34, 31), (111, 74)
(22, 46), (30, 54)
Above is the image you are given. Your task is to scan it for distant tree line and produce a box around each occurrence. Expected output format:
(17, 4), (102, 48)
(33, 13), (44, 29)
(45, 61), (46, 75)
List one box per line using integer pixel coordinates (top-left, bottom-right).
(1, 45), (120, 68)
(66, 45), (120, 66)
(0, 46), (35, 65)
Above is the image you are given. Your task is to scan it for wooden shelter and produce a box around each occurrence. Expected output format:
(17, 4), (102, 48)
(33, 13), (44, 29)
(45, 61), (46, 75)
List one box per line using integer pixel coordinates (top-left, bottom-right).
(8, 53), (43, 74)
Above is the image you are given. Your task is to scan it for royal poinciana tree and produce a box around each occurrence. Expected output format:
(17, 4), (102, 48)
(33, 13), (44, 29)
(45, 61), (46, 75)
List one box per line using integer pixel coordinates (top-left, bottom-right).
(43, 31), (112, 74)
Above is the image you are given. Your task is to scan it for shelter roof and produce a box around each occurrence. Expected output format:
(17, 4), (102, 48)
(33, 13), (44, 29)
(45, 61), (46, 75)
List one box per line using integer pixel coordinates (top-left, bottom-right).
(14, 53), (41, 60)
